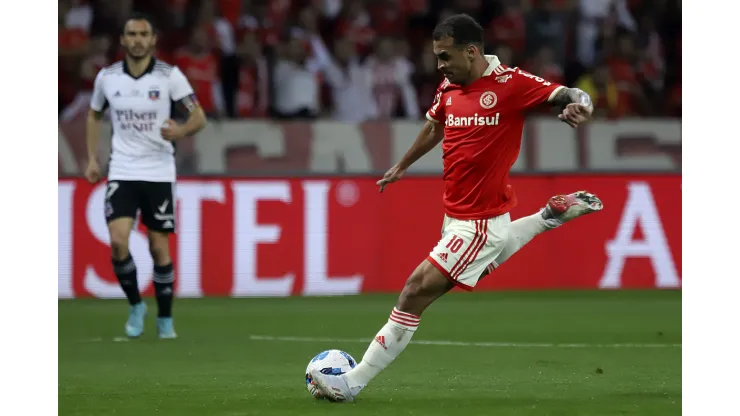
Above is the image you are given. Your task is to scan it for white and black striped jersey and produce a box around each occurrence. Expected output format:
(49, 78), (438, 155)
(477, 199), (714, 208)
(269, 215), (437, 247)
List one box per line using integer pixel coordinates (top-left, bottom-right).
(90, 58), (196, 182)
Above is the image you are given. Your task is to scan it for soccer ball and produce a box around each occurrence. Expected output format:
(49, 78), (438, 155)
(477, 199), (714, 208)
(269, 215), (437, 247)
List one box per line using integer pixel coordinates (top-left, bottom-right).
(305, 349), (357, 399)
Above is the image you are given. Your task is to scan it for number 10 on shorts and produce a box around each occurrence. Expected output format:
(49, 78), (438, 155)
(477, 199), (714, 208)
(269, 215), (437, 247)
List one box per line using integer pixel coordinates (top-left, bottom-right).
(446, 235), (464, 253)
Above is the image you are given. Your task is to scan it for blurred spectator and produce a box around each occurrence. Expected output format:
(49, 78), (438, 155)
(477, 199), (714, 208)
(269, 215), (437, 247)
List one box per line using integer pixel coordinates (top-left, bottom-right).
(394, 37), (420, 117)
(272, 37), (321, 119)
(311, 36), (379, 122)
(317, 0), (343, 19)
(218, 0), (243, 26)
(65, 0), (94, 33)
(525, 0), (567, 66)
(369, 0), (407, 37)
(334, 0), (376, 56)
(197, 0), (237, 57)
(166, 0), (189, 29)
(525, 45), (564, 114)
(527, 45), (565, 84)
(197, 0), (240, 116)
(60, 36), (111, 121)
(575, 62), (623, 119)
(235, 33), (270, 117)
(395, 38), (413, 65)
(487, 1), (527, 60)
(237, 0), (281, 48)
(635, 15), (664, 93)
(59, 1), (89, 112)
(289, 6), (322, 49)
(288, 6), (327, 96)
(59, 2), (89, 59)
(79, 36), (112, 93)
(577, 0), (636, 67)
(606, 33), (649, 115)
(175, 26), (226, 118)
(366, 37), (420, 119)
(593, 10), (618, 65)
(412, 42), (442, 117)
(58, 0), (681, 120)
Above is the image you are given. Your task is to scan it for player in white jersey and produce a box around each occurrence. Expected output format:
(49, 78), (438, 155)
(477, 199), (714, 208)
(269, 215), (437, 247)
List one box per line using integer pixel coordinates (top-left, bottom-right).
(85, 13), (207, 339)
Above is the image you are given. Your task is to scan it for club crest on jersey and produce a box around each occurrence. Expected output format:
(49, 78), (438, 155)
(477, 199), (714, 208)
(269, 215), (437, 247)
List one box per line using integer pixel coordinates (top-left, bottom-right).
(479, 91), (497, 109)
(148, 88), (160, 100)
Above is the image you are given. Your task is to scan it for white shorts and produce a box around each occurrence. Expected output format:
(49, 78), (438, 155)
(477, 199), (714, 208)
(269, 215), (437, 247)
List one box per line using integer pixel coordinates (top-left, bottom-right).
(427, 213), (510, 291)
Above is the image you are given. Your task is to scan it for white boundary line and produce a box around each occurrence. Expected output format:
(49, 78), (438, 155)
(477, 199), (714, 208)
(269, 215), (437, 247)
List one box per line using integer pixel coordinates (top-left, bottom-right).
(249, 335), (681, 349)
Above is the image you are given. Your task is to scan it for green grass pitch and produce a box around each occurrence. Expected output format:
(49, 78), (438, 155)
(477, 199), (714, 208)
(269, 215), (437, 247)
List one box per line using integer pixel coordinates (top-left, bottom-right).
(59, 291), (681, 415)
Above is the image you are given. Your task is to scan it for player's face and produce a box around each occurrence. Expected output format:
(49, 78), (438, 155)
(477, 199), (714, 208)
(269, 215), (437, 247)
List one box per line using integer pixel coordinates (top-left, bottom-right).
(120, 19), (157, 60)
(432, 36), (476, 85)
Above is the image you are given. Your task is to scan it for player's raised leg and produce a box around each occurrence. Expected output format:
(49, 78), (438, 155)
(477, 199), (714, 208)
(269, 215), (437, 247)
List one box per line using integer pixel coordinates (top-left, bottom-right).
(311, 214), (509, 402)
(105, 181), (148, 338)
(141, 182), (178, 339)
(482, 191), (604, 276)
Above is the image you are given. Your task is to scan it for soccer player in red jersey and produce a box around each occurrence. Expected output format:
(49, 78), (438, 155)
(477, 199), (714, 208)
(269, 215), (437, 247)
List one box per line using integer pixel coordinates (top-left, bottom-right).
(310, 14), (604, 402)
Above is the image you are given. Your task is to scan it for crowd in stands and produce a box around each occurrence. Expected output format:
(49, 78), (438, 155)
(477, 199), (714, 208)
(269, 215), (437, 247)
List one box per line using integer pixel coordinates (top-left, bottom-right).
(59, 0), (682, 121)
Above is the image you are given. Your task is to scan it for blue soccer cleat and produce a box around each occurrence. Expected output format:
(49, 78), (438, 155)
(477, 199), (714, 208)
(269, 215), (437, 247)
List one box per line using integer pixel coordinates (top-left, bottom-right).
(157, 317), (177, 339)
(125, 302), (147, 338)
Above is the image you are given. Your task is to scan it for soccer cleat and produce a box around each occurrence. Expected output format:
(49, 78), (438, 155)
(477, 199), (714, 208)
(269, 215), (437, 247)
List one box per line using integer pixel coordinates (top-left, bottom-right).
(125, 302), (147, 338)
(542, 190), (603, 228)
(156, 317), (177, 339)
(309, 368), (355, 403)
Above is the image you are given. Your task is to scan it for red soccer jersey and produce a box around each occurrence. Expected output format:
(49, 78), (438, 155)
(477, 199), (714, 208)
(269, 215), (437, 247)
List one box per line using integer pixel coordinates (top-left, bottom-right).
(426, 56), (563, 220)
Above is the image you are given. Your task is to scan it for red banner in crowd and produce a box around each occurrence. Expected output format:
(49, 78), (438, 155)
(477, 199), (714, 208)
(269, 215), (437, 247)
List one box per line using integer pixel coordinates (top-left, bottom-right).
(58, 175), (681, 298)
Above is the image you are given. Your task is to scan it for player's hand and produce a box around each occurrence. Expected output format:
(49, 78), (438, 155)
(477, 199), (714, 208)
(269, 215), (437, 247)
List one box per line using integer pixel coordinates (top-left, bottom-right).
(377, 165), (406, 193)
(558, 103), (592, 128)
(161, 119), (186, 141)
(85, 160), (101, 184)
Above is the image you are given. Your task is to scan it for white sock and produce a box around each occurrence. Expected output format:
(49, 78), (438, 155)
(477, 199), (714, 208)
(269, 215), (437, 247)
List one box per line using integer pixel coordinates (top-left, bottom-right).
(493, 211), (551, 266)
(344, 307), (420, 395)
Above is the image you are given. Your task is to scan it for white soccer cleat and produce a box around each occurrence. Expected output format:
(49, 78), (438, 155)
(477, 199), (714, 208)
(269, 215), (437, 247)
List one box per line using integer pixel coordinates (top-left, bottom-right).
(309, 368), (355, 403)
(542, 190), (603, 228)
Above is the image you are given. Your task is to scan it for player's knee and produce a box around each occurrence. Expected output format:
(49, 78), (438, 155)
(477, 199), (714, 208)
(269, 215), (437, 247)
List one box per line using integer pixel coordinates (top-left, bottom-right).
(109, 232), (130, 260)
(149, 244), (170, 264)
(399, 273), (423, 301)
(397, 263), (449, 315)
(397, 279), (424, 315)
(148, 234), (171, 265)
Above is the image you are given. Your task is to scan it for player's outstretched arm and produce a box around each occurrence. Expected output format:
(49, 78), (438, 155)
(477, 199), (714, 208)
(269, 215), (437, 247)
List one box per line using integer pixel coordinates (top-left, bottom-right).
(549, 87), (594, 128)
(398, 120), (444, 170)
(377, 120), (443, 192)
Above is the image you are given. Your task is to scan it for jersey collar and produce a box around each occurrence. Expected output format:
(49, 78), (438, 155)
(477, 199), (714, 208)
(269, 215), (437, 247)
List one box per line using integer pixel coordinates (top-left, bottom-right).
(123, 57), (157, 80)
(482, 55), (502, 77)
